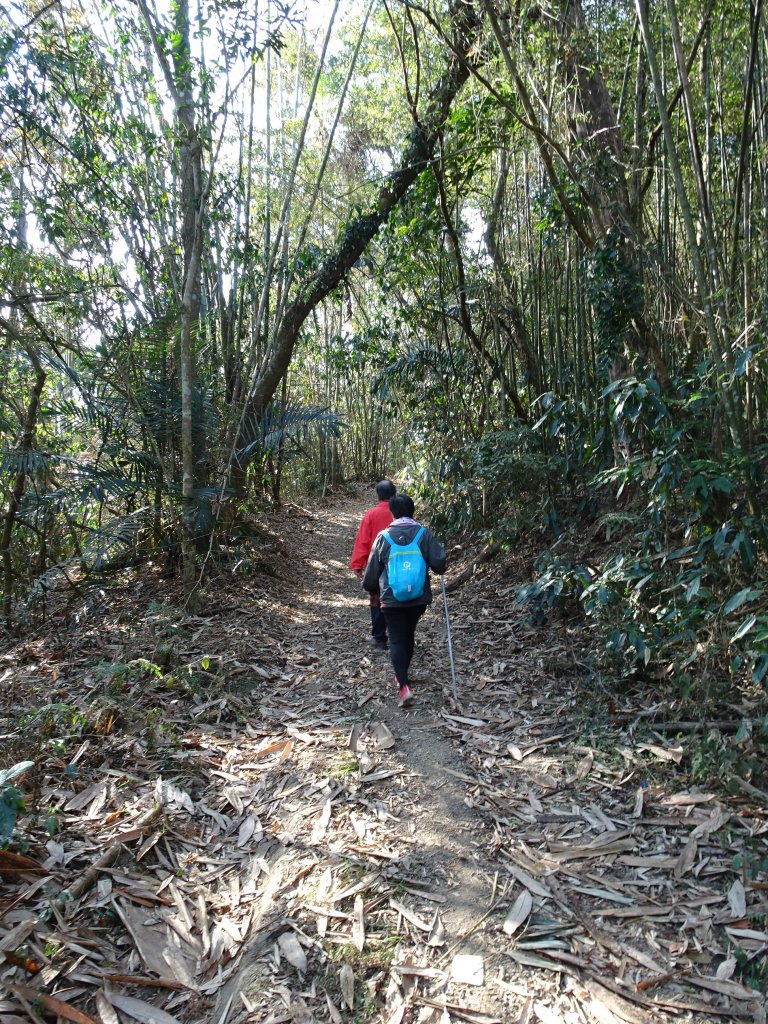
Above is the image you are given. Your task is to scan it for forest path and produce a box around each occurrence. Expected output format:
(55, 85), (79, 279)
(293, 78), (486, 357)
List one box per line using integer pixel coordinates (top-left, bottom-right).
(218, 492), (518, 1023)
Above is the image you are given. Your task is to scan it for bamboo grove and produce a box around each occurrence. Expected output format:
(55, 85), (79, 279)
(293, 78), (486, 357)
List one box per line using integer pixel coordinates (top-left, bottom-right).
(1, 0), (767, 697)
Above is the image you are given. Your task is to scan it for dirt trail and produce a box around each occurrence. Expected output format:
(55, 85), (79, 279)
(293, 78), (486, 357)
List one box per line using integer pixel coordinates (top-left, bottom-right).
(220, 494), (516, 1022)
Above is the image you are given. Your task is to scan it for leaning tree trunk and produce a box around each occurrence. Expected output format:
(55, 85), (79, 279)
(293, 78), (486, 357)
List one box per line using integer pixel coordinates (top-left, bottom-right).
(244, 0), (485, 419)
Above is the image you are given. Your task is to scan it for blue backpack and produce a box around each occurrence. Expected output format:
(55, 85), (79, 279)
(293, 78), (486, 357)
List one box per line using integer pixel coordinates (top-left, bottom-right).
(383, 527), (427, 601)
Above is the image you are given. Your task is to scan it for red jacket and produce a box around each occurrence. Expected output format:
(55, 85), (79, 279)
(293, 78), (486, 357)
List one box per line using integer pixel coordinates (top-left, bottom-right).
(350, 501), (394, 571)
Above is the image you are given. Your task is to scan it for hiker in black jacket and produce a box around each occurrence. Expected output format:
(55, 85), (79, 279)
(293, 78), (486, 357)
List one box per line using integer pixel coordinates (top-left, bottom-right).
(363, 493), (446, 707)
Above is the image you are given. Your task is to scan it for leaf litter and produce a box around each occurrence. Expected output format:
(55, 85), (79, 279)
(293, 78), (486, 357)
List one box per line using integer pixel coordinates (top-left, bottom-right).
(1, 493), (766, 1024)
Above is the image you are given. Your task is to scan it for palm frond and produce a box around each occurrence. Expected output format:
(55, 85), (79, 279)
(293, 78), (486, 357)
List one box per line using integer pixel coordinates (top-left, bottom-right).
(237, 400), (346, 463)
(82, 507), (154, 571)
(0, 449), (74, 476)
(42, 397), (116, 435)
(374, 344), (457, 398)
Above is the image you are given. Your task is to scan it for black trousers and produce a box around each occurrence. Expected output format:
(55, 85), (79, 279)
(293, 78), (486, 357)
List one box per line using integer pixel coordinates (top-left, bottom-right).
(370, 603), (387, 643)
(382, 605), (425, 688)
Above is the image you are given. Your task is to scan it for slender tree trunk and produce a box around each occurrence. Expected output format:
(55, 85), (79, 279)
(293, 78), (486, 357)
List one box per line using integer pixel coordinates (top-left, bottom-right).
(137, 0), (205, 598)
(176, 0), (203, 596)
(1, 339), (46, 625)
(636, 0), (744, 448)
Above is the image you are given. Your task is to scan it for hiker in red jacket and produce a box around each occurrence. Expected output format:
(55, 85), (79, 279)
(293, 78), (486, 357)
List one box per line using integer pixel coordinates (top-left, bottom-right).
(350, 480), (396, 650)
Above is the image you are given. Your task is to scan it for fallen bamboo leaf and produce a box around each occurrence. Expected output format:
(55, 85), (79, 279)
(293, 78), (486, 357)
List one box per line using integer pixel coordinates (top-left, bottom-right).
(715, 957), (737, 981)
(727, 879), (747, 918)
(673, 835), (698, 879)
(503, 890), (533, 936)
(0, 850), (48, 877)
(367, 721), (396, 749)
(352, 894), (365, 952)
(95, 991), (121, 1024)
(390, 965), (446, 979)
(277, 930), (307, 972)
(237, 815), (261, 847)
(311, 799), (332, 844)
(389, 898), (431, 932)
(427, 909), (446, 947)
(154, 778), (194, 814)
(360, 767), (401, 784)
(339, 963), (355, 1011)
(254, 739), (291, 759)
(99, 976), (188, 992)
(287, 994), (313, 1024)
(104, 992), (184, 1024)
(325, 991), (343, 1024)
(533, 1003), (570, 1024)
(637, 743), (684, 764)
(416, 996), (501, 1024)
(331, 871), (379, 904)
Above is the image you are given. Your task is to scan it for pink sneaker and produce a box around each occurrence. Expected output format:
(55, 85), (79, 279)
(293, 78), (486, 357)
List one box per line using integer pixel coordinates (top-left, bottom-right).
(398, 684), (414, 708)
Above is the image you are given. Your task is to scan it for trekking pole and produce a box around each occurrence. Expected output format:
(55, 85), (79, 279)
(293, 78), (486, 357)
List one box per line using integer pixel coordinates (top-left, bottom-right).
(441, 576), (459, 705)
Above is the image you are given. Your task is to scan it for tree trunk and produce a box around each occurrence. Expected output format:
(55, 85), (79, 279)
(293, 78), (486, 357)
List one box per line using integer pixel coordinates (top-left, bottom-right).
(137, 0), (205, 599)
(175, 0), (204, 598)
(1, 340), (46, 626)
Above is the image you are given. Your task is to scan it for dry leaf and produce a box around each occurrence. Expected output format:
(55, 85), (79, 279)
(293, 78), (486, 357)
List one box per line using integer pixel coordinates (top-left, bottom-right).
(532, 1003), (564, 1024)
(339, 963), (355, 1010)
(673, 835), (698, 879)
(154, 779), (194, 814)
(503, 890), (533, 936)
(104, 993), (183, 1024)
(95, 991), (121, 1024)
(427, 910), (446, 947)
(325, 992), (343, 1024)
(277, 931), (308, 972)
(288, 995), (313, 1024)
(311, 799), (332, 844)
(727, 879), (747, 918)
(389, 899), (431, 932)
(368, 722), (396, 749)
(637, 743), (684, 764)
(352, 895), (365, 952)
(715, 956), (737, 980)
(0, 850), (48, 877)
(237, 815), (260, 847)
(631, 787), (645, 818)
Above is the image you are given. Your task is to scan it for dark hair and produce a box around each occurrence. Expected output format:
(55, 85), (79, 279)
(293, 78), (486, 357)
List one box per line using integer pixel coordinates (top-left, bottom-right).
(389, 492), (415, 519)
(376, 479), (396, 501)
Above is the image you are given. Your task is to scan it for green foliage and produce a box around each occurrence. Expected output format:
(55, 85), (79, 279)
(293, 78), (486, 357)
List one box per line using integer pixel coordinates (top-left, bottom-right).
(586, 231), (644, 358)
(0, 762), (33, 847)
(516, 554), (590, 625)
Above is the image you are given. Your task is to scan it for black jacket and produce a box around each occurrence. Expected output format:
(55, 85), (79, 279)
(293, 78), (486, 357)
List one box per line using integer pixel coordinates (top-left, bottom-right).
(362, 521), (446, 608)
